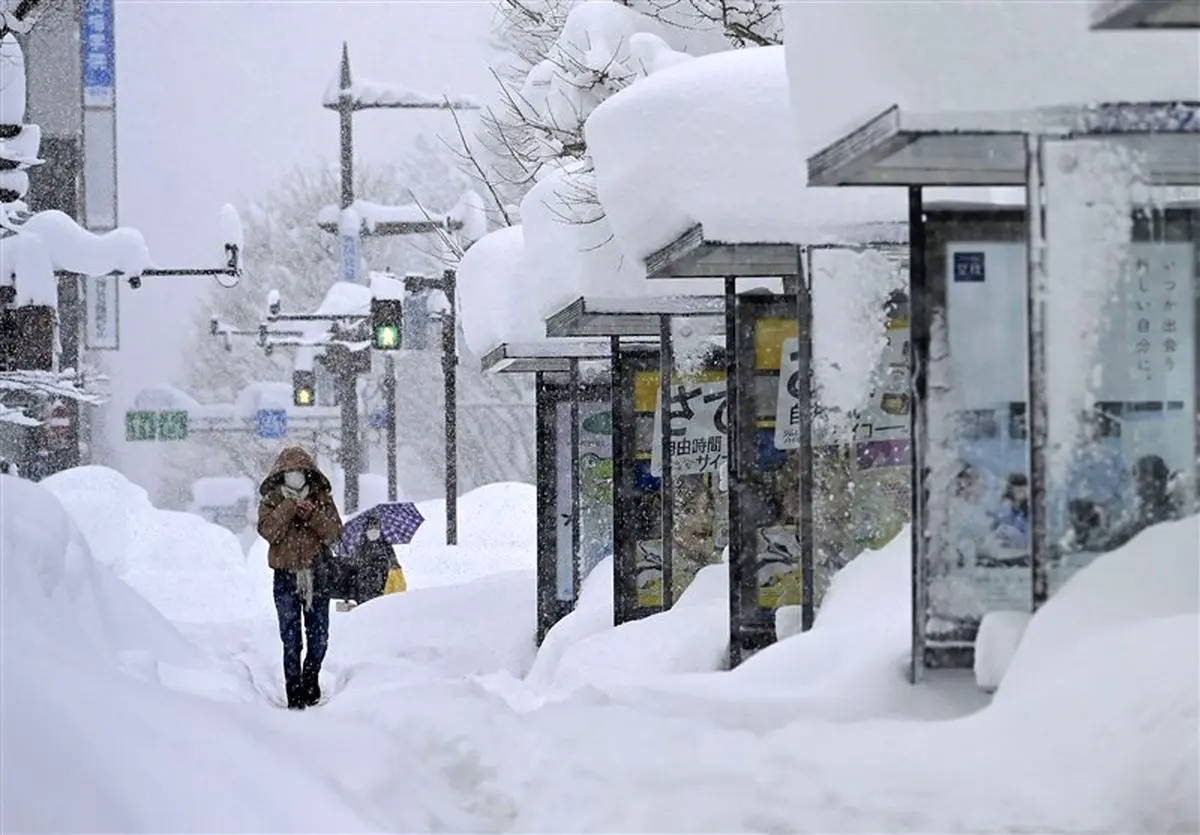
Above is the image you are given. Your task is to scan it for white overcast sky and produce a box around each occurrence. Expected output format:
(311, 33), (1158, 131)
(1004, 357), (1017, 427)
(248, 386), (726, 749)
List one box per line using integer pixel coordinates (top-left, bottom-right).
(110, 0), (496, 491)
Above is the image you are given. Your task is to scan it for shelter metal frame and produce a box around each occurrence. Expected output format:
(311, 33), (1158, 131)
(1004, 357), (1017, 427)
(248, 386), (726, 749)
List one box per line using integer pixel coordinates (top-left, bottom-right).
(805, 99), (1200, 682)
(482, 339), (614, 643)
(543, 295), (726, 626)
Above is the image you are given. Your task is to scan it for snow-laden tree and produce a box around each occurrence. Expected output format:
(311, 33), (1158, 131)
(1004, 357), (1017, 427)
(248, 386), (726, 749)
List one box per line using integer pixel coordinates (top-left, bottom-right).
(465, 0), (776, 213)
(160, 136), (534, 510)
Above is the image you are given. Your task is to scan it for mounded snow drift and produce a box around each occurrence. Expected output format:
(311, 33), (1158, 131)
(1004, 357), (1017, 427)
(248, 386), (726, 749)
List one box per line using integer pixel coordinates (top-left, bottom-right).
(9, 460), (1196, 832)
(0, 475), (388, 832)
(457, 224), (536, 356)
(41, 465), (270, 623)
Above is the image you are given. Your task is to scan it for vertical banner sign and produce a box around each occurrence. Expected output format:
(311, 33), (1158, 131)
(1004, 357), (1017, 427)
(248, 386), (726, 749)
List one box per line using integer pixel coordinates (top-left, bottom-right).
(341, 233), (360, 285)
(81, 0), (115, 107)
(82, 0), (120, 349)
(83, 275), (119, 350)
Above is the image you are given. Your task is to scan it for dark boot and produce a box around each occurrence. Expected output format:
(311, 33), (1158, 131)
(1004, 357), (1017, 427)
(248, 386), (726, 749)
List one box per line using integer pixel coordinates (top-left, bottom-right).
(299, 667), (321, 707)
(285, 677), (306, 710)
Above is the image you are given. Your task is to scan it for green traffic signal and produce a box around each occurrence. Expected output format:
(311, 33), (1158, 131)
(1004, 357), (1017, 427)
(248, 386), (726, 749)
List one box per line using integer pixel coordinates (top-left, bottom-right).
(374, 324), (400, 350)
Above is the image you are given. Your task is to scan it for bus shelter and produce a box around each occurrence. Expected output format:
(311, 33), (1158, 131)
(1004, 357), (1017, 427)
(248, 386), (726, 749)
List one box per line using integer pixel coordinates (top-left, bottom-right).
(481, 339), (621, 644)
(544, 295), (728, 626)
(642, 225), (910, 666)
(806, 100), (1200, 679)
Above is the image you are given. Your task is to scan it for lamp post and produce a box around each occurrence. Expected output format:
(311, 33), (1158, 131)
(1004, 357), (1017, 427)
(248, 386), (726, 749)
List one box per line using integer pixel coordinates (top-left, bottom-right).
(321, 43), (478, 529)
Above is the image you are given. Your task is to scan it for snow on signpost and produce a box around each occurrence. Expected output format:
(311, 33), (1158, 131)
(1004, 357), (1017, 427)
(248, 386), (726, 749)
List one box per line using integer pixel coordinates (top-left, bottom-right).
(650, 379), (728, 477)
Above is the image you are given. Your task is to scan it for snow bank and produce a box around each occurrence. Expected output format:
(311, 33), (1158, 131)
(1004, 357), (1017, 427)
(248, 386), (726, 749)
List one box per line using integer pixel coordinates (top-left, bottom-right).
(539, 563), (729, 691)
(402, 482), (536, 588)
(1000, 515), (1199, 690)
(41, 466), (271, 624)
(0, 475), (386, 833)
(328, 571), (536, 685)
(526, 556), (615, 689)
(586, 45), (905, 269)
(784, 1), (1200, 161)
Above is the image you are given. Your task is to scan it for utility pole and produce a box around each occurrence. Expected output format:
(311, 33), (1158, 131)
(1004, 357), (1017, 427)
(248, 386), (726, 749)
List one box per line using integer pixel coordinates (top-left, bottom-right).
(321, 42), (478, 526)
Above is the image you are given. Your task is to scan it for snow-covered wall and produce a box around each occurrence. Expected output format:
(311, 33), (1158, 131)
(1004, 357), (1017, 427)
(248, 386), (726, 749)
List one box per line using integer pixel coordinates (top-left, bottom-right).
(783, 2), (1200, 159)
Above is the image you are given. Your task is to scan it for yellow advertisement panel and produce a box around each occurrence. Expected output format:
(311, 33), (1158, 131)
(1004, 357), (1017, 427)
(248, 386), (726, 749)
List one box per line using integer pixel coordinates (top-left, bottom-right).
(755, 317), (798, 371)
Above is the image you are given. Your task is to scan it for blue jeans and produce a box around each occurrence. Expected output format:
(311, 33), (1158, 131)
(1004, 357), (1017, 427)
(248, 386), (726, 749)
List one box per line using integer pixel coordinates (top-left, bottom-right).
(272, 569), (331, 683)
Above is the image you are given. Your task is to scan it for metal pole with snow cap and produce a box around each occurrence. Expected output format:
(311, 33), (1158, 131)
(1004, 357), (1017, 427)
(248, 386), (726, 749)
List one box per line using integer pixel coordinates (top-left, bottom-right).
(319, 42), (479, 528)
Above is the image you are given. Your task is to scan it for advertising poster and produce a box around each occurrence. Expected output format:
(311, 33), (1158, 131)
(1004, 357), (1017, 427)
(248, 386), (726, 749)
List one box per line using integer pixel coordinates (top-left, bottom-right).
(554, 403), (574, 603)
(578, 400), (614, 585)
(633, 370), (664, 609)
(748, 317), (804, 612)
(927, 239), (1196, 657)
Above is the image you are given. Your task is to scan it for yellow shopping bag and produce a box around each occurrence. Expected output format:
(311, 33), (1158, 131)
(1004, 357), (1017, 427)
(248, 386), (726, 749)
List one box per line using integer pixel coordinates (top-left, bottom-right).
(383, 566), (407, 595)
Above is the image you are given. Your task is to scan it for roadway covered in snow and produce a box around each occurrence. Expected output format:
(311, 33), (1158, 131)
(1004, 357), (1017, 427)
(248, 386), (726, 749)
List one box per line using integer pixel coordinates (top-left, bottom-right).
(2, 467), (1196, 832)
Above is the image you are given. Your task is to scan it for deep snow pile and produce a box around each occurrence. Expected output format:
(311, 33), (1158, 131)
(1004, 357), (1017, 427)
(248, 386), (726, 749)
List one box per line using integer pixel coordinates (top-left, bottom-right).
(586, 45), (905, 268)
(0, 475), (390, 832)
(41, 466), (270, 623)
(457, 224), (534, 356)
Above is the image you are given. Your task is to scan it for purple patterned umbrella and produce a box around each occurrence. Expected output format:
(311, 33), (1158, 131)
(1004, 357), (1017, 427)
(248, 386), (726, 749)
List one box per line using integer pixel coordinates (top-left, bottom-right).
(339, 502), (425, 553)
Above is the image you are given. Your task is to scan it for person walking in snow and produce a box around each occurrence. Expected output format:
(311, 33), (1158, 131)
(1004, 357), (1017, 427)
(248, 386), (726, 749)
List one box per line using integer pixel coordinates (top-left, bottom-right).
(350, 511), (398, 603)
(257, 447), (343, 710)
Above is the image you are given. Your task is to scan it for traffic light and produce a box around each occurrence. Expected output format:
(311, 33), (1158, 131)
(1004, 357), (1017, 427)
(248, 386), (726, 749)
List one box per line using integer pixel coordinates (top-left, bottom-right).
(371, 297), (403, 351)
(293, 370), (315, 407)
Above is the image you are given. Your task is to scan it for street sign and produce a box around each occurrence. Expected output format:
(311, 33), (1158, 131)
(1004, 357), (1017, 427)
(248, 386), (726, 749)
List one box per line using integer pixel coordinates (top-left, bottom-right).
(157, 410), (189, 441)
(125, 410), (157, 442)
(256, 409), (288, 439)
(81, 0), (115, 108)
(83, 274), (120, 350)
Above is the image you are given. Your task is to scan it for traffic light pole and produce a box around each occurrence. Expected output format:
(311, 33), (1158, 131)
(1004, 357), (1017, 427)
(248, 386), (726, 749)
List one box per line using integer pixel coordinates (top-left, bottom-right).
(442, 269), (457, 545)
(384, 354), (398, 502)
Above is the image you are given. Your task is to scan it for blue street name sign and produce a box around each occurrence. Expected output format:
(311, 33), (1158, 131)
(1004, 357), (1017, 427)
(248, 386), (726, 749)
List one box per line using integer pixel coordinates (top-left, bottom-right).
(80, 0), (115, 107)
(256, 409), (288, 440)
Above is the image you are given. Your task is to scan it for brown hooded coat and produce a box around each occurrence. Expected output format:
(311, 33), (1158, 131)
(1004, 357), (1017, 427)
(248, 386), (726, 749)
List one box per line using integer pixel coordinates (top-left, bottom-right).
(257, 447), (342, 571)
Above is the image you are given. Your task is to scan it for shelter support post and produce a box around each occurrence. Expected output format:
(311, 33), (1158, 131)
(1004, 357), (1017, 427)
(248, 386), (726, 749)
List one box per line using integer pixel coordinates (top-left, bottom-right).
(658, 314), (675, 608)
(569, 359), (583, 601)
(1025, 134), (1051, 610)
(907, 185), (930, 684)
(795, 264), (815, 631)
(723, 277), (742, 666)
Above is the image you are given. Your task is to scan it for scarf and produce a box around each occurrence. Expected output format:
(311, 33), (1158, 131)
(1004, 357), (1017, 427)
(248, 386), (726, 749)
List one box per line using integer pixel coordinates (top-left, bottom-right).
(280, 482), (315, 608)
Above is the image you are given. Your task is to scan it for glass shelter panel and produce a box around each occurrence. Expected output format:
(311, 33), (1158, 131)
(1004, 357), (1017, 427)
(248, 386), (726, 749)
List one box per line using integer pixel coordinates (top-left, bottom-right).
(920, 200), (1199, 670)
(732, 295), (804, 658)
(613, 346), (664, 624)
(577, 391), (615, 588)
(652, 318), (729, 606)
(1040, 141), (1198, 597)
(923, 209), (1032, 668)
(850, 293), (913, 552)
(535, 373), (575, 644)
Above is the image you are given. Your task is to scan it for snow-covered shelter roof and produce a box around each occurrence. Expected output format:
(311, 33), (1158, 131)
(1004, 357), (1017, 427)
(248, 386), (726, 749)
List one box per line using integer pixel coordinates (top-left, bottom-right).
(585, 46), (908, 268)
(458, 225), (535, 357)
(783, 0), (1200, 163)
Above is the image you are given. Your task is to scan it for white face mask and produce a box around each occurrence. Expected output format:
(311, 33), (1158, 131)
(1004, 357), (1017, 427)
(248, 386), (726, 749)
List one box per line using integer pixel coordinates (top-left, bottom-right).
(283, 470), (307, 490)
(366, 529), (381, 542)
